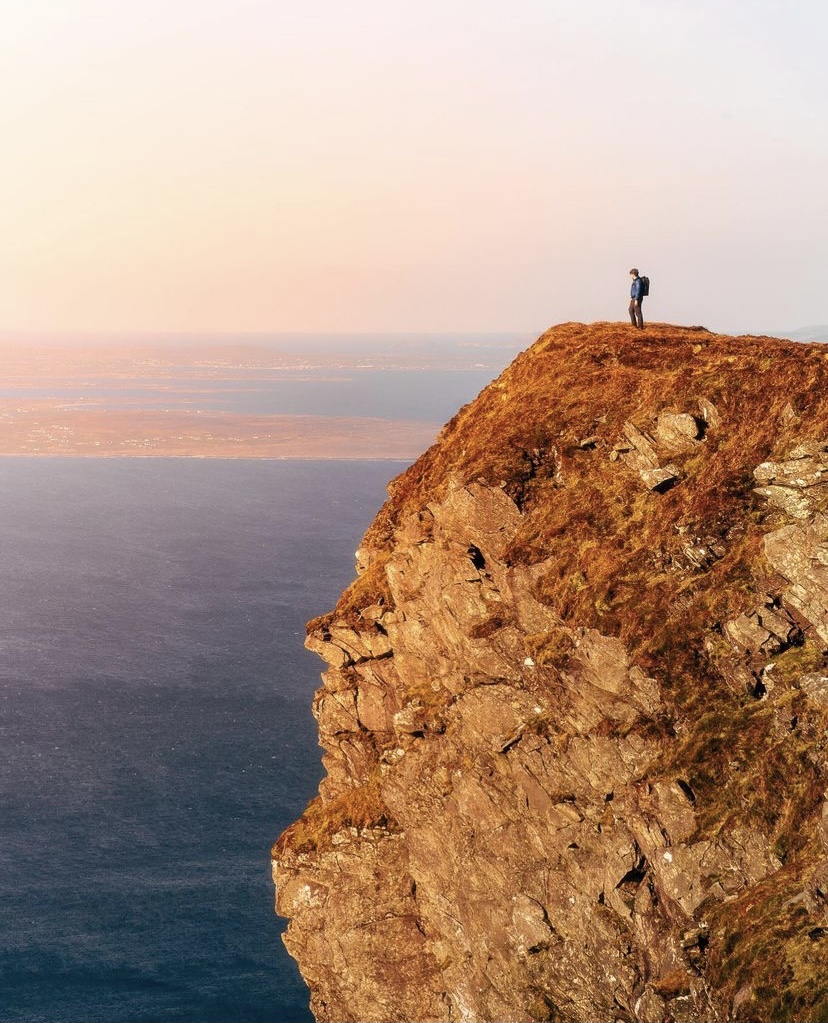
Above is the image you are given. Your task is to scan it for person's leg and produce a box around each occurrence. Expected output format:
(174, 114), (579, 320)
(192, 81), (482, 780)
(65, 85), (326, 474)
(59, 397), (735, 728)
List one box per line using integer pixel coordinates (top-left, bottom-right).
(629, 299), (638, 325)
(636, 299), (644, 328)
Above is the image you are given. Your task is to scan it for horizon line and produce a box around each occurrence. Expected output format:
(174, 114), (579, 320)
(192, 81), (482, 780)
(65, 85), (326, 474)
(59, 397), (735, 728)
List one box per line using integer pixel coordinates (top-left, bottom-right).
(0, 328), (535, 340)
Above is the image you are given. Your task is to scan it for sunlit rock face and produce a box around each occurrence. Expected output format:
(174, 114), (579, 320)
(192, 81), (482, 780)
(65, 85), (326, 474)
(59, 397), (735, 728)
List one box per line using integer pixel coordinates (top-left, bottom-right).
(274, 323), (828, 1023)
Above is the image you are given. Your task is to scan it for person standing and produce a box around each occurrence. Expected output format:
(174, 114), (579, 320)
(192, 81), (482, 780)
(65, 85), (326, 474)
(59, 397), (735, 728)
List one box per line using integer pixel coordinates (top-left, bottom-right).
(629, 268), (645, 328)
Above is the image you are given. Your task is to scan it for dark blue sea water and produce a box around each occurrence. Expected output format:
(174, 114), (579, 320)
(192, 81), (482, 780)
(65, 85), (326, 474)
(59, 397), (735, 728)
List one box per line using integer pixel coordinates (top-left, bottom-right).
(0, 458), (398, 1023)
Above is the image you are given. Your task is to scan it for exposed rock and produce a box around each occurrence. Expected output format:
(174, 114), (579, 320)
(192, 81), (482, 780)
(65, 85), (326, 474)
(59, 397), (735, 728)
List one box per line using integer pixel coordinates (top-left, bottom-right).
(680, 536), (725, 570)
(697, 398), (721, 431)
(653, 412), (703, 454)
(640, 464), (681, 492)
(613, 411), (704, 491)
(763, 512), (828, 644)
(274, 323), (828, 1023)
(613, 421), (660, 473)
(800, 673), (828, 706)
(613, 421), (683, 492)
(724, 598), (801, 656)
(753, 442), (828, 518)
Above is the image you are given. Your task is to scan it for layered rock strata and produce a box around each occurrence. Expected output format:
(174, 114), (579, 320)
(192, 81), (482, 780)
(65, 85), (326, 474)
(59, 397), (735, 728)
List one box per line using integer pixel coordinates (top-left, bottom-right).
(274, 323), (828, 1023)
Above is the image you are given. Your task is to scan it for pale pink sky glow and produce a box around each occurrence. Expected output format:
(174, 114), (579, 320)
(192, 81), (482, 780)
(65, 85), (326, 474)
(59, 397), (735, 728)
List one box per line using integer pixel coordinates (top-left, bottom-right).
(2, 0), (826, 335)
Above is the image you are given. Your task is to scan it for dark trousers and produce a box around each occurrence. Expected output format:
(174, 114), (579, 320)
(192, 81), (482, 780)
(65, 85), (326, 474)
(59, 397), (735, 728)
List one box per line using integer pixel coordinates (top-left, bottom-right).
(629, 298), (644, 328)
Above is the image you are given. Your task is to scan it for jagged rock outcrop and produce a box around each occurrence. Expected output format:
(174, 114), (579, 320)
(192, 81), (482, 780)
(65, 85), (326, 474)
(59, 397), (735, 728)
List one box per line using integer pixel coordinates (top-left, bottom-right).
(273, 322), (828, 1023)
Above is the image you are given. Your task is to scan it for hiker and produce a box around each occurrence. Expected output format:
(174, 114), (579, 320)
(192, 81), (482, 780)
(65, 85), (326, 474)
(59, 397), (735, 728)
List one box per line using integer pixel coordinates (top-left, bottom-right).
(629, 268), (646, 328)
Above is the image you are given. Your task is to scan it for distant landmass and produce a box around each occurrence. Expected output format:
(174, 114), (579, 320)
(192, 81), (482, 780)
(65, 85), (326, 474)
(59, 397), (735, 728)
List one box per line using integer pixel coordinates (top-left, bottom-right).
(783, 325), (828, 343)
(0, 332), (527, 373)
(0, 404), (435, 459)
(0, 334), (529, 458)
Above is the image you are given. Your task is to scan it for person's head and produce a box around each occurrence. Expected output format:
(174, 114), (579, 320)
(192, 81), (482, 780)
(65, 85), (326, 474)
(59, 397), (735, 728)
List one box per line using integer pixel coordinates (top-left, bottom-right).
(629, 268), (639, 278)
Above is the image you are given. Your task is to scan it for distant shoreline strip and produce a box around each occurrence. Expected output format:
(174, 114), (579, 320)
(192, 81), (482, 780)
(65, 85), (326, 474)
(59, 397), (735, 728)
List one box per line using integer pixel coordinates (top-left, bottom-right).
(0, 410), (439, 460)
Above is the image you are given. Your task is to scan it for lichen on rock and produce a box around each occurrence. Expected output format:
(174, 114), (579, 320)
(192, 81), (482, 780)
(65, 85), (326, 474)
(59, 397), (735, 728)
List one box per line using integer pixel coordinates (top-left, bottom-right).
(273, 322), (828, 1023)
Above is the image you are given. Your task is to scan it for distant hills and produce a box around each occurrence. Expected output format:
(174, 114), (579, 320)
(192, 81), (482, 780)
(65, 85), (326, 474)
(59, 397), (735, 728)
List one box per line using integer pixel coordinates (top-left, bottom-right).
(783, 324), (828, 343)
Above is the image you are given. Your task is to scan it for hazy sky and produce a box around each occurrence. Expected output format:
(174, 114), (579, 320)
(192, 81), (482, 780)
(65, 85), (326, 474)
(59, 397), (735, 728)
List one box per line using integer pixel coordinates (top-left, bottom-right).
(2, 0), (826, 335)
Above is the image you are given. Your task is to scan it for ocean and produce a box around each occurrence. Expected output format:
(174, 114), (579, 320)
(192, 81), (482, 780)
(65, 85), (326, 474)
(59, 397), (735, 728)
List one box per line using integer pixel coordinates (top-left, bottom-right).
(0, 457), (399, 1023)
(0, 332), (533, 1021)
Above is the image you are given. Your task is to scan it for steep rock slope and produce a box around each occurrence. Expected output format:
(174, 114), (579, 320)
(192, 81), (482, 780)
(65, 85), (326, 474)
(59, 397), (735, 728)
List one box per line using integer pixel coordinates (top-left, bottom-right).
(273, 323), (828, 1023)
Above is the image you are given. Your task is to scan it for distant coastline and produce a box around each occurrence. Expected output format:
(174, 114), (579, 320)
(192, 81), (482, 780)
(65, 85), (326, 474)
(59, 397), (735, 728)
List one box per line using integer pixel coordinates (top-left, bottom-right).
(0, 405), (437, 459)
(0, 335), (524, 460)
(0, 451), (419, 461)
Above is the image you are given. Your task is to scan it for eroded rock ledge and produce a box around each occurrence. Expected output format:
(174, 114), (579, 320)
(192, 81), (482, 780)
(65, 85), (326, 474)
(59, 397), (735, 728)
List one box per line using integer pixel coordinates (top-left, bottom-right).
(273, 323), (828, 1023)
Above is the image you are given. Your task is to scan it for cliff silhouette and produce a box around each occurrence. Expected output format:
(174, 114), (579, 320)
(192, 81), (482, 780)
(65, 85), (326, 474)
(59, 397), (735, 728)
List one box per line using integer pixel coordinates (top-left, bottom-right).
(273, 322), (828, 1023)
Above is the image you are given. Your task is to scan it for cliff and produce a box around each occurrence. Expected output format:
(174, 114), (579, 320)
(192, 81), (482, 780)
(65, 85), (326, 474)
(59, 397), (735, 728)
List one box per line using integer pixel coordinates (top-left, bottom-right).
(273, 322), (828, 1023)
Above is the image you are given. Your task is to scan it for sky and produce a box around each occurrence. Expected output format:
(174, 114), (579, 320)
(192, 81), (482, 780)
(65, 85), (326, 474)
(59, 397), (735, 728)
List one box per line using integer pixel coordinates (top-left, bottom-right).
(2, 0), (826, 336)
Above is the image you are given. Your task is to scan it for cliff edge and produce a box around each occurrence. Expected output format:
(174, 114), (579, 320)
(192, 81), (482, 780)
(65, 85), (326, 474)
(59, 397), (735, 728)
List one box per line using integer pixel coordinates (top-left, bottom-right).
(273, 322), (828, 1023)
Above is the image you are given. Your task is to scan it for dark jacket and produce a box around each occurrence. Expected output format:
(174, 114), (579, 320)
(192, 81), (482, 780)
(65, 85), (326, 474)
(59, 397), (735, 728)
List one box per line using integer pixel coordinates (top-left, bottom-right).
(630, 276), (644, 301)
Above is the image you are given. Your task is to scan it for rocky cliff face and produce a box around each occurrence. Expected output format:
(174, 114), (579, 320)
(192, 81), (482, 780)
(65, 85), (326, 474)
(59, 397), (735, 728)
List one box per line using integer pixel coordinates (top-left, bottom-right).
(273, 323), (828, 1023)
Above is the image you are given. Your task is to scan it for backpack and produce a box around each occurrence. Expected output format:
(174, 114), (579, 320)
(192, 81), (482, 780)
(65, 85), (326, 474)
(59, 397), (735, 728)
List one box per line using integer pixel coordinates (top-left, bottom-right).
(639, 275), (650, 297)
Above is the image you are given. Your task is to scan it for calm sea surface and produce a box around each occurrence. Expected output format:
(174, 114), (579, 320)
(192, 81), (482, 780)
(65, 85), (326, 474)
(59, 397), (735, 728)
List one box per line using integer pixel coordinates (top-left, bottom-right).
(0, 458), (399, 1023)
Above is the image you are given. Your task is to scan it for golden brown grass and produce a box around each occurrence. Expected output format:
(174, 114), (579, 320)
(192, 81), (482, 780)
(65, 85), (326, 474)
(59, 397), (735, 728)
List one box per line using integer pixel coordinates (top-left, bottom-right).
(308, 556), (395, 634)
(362, 322), (828, 560)
(273, 776), (398, 858)
(705, 840), (828, 1022)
